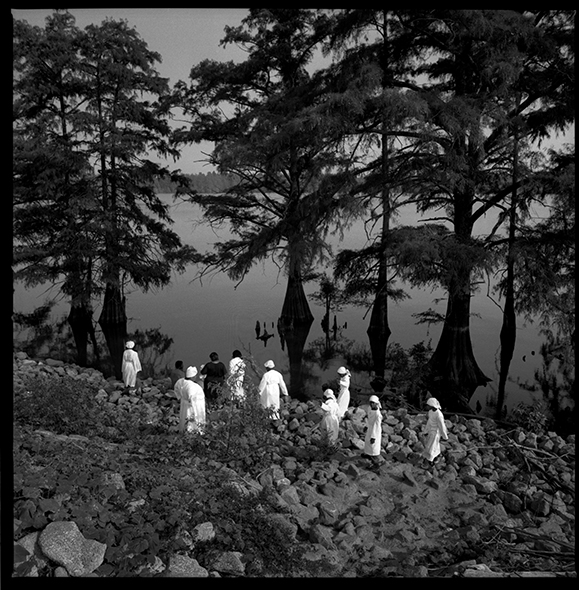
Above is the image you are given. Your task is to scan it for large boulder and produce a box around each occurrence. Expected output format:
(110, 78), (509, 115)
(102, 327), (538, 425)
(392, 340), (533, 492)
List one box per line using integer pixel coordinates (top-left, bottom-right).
(38, 521), (106, 577)
(164, 554), (208, 577)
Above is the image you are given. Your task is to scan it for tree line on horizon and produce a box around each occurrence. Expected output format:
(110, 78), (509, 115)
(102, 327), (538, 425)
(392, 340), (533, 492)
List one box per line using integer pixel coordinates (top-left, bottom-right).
(152, 172), (238, 195)
(13, 9), (574, 425)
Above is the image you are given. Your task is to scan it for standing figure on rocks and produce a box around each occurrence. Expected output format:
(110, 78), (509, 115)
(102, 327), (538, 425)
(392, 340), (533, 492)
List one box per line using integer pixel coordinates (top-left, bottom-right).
(363, 395), (383, 463)
(200, 352), (227, 406)
(336, 366), (351, 418)
(422, 397), (448, 466)
(320, 389), (340, 445)
(258, 360), (288, 420)
(121, 341), (142, 390)
(174, 373), (187, 432)
(170, 360), (185, 388)
(228, 349), (246, 403)
(179, 366), (206, 434)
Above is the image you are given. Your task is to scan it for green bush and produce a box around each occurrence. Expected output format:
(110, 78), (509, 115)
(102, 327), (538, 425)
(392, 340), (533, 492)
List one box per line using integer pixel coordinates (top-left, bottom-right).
(510, 401), (550, 434)
(173, 384), (279, 473)
(14, 373), (103, 436)
(190, 481), (305, 577)
(13, 372), (148, 441)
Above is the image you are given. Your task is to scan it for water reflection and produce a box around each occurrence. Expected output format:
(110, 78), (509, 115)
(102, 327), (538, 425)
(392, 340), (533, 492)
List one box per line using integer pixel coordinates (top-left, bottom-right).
(255, 321), (275, 346)
(13, 195), (550, 416)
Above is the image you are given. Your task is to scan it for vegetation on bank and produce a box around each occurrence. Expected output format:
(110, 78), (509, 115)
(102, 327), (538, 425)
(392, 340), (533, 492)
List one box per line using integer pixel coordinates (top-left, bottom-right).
(13, 366), (318, 577)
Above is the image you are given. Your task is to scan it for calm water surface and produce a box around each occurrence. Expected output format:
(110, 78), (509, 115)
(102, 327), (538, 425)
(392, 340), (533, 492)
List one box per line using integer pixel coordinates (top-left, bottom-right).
(13, 194), (549, 413)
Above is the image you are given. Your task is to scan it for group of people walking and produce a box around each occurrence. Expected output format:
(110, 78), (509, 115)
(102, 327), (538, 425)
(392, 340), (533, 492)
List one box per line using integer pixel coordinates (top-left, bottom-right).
(320, 367), (449, 469)
(123, 341), (449, 468)
(319, 366), (383, 461)
(170, 350), (247, 434)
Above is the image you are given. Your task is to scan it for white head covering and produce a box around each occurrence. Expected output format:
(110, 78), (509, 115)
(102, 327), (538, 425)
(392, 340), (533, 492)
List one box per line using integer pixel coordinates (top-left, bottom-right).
(426, 397), (441, 409)
(323, 389), (336, 400)
(337, 366), (348, 375)
(186, 366), (198, 378)
(369, 395), (381, 408)
(125, 341), (135, 349)
(264, 360), (275, 369)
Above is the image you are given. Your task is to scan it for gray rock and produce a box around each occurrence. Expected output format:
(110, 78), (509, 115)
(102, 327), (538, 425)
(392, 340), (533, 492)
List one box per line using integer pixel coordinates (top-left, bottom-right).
(359, 495), (396, 521)
(301, 545), (343, 576)
(174, 529), (194, 549)
(38, 521), (106, 577)
(289, 503), (320, 527)
(210, 551), (245, 576)
(498, 490), (523, 514)
(54, 566), (69, 577)
(191, 521), (215, 543)
(99, 471), (125, 490)
(279, 485), (301, 505)
(318, 499), (340, 525)
(529, 495), (551, 516)
(288, 417), (300, 431)
(109, 391), (121, 404)
(308, 523), (336, 550)
(14, 531), (47, 576)
(462, 474), (498, 494)
(344, 463), (362, 479)
(165, 554), (209, 577)
(294, 480), (323, 505)
(45, 358), (65, 367)
(136, 555), (166, 576)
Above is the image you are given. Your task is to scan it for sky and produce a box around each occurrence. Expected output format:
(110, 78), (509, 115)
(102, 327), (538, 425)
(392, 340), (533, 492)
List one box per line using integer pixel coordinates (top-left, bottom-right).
(12, 8), (250, 174)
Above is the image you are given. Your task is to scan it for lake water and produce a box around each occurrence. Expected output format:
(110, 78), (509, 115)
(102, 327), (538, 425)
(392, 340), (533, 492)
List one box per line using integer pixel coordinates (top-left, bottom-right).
(13, 194), (549, 414)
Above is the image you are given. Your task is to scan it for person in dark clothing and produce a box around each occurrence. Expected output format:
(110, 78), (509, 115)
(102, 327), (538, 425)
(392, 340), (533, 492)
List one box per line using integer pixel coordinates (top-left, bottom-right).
(200, 352), (227, 404)
(170, 360), (185, 388)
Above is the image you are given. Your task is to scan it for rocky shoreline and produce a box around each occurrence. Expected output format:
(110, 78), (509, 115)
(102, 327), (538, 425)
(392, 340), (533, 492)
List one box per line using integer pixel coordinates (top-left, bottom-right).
(12, 353), (576, 577)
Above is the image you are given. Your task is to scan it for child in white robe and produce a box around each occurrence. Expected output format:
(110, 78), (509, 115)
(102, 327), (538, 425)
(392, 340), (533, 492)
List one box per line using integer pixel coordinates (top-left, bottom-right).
(320, 389), (340, 445)
(363, 395), (383, 461)
(422, 397), (448, 465)
(336, 366), (351, 418)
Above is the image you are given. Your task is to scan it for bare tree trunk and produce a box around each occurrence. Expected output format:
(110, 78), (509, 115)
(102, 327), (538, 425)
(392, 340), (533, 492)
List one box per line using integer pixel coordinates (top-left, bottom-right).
(68, 301), (99, 366)
(278, 274), (313, 400)
(98, 283), (127, 379)
(366, 135), (392, 391)
(425, 272), (491, 413)
(367, 12), (392, 394)
(496, 116), (519, 419)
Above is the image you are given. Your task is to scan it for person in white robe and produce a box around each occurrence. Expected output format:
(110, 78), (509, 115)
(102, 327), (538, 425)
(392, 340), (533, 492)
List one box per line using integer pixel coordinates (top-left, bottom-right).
(121, 341), (142, 388)
(363, 395), (383, 459)
(422, 397), (448, 464)
(174, 375), (187, 433)
(178, 366), (206, 434)
(228, 350), (246, 402)
(258, 360), (288, 420)
(336, 366), (351, 418)
(320, 389), (340, 444)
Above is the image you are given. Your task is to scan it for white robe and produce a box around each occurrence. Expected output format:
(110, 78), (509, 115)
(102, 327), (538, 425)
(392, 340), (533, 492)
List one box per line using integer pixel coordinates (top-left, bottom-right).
(364, 407), (383, 456)
(422, 408), (448, 462)
(121, 348), (142, 387)
(258, 369), (288, 419)
(228, 357), (246, 401)
(178, 379), (206, 434)
(336, 374), (351, 418)
(320, 398), (340, 443)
